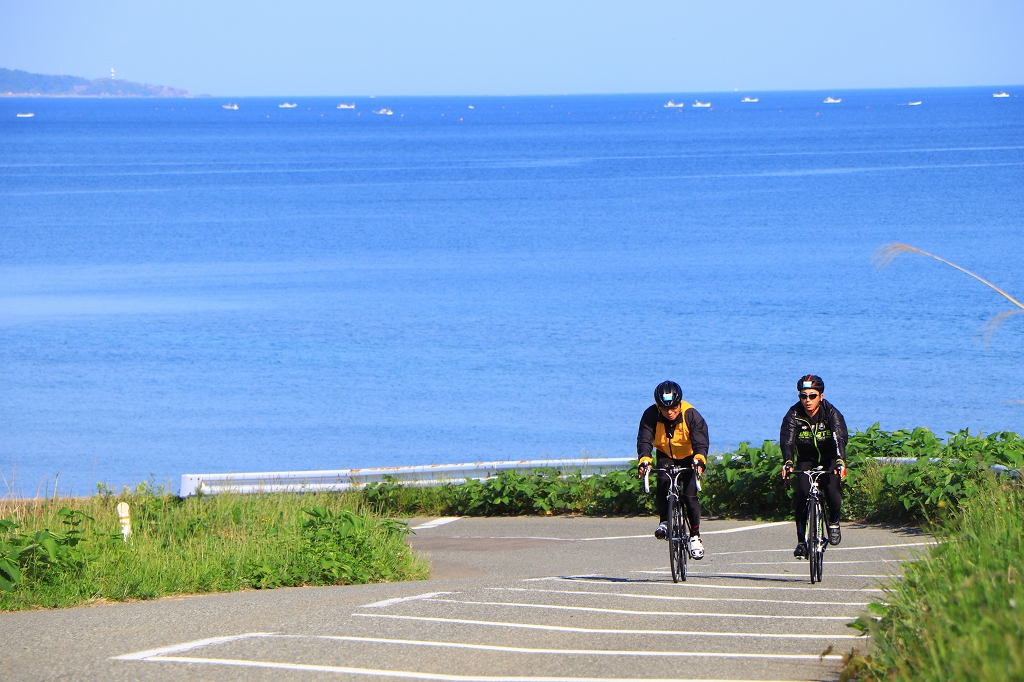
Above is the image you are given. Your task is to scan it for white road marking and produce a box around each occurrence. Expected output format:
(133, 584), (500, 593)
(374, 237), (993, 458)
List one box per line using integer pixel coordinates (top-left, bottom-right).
(411, 517), (464, 530)
(363, 592), (454, 608)
(523, 577), (885, 592)
(491, 587), (869, 607)
(136, 655), (836, 681)
(112, 633), (273, 660)
(453, 522), (792, 544)
(701, 521), (790, 535)
(258, 633), (852, 659)
(725, 560), (900, 566)
(354, 613), (864, 639)
(711, 541), (936, 556)
(632, 570), (891, 579)
(425, 598), (856, 621)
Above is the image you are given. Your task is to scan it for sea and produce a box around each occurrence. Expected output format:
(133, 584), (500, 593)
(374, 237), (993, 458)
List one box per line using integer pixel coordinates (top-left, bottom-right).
(1, 88), (1022, 497)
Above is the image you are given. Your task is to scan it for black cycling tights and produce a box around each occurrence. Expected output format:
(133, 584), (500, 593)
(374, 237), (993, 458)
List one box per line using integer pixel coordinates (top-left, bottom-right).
(793, 470), (842, 542)
(655, 458), (701, 533)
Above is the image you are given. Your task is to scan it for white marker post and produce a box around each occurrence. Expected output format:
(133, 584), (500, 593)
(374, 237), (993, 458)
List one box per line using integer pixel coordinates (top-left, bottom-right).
(116, 502), (131, 542)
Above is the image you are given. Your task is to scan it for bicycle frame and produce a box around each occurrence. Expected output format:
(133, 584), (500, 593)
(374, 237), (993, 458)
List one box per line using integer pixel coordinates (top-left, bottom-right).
(795, 467), (830, 584)
(657, 465), (697, 583)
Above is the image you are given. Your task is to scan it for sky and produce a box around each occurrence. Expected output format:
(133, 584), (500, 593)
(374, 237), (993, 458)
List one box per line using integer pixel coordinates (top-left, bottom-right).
(1, 1), (1022, 96)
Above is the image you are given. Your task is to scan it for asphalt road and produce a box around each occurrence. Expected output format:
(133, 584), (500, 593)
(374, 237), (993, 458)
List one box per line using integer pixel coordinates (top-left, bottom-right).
(0, 516), (931, 682)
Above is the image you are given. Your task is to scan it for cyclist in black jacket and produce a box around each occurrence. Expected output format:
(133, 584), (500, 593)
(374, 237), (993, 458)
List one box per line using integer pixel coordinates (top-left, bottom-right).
(780, 375), (848, 558)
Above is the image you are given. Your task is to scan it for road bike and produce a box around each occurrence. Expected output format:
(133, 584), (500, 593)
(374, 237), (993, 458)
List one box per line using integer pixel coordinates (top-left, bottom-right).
(645, 465), (699, 583)
(795, 467), (830, 584)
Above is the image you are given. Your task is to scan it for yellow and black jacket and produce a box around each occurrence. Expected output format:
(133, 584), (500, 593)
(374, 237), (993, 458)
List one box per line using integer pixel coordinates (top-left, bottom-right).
(636, 402), (710, 468)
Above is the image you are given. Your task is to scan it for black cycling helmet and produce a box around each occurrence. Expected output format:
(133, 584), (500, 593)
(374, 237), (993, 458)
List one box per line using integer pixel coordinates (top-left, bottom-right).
(654, 381), (683, 409)
(797, 375), (824, 393)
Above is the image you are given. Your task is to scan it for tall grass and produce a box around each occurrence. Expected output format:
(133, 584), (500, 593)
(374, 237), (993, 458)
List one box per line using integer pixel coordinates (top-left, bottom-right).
(0, 484), (428, 611)
(873, 242), (1024, 341)
(844, 480), (1024, 681)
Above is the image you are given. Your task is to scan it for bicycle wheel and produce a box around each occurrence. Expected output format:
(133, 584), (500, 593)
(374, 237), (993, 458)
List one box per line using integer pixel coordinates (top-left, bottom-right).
(807, 499), (821, 584)
(667, 496), (681, 583)
(674, 498), (688, 582)
(814, 502), (827, 582)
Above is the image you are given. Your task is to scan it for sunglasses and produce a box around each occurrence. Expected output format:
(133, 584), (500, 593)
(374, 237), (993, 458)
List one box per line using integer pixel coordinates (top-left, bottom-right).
(798, 393), (820, 400)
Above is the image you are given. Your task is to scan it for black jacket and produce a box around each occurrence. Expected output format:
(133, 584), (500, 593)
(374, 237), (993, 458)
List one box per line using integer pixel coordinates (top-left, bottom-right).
(780, 398), (848, 468)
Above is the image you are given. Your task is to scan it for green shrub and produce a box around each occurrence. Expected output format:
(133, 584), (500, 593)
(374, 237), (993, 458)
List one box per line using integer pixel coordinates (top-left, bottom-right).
(0, 486), (428, 610)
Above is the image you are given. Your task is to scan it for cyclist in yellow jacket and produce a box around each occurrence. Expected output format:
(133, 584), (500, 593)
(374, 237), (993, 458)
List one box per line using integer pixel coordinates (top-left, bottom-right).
(637, 381), (710, 559)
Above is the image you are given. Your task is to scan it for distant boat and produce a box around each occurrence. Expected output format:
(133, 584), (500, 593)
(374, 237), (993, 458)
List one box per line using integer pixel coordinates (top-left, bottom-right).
(993, 91), (1010, 98)
(664, 100), (685, 108)
(908, 101), (922, 106)
(468, 105), (475, 109)
(373, 108), (393, 116)
(693, 100), (711, 108)
(337, 103), (355, 109)
(222, 103), (238, 110)
(823, 97), (841, 104)
(279, 103), (298, 109)
(741, 97), (758, 103)
(16, 112), (34, 118)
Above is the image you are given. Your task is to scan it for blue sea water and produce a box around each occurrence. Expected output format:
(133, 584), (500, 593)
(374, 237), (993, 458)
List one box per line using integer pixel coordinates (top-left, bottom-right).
(1, 89), (1022, 497)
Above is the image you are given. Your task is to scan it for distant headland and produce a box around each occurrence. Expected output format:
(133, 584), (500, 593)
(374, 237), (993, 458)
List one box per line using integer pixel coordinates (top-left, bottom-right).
(0, 67), (194, 97)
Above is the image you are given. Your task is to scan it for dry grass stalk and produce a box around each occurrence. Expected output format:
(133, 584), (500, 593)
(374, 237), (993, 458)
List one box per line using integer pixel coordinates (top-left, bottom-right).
(873, 242), (1024, 341)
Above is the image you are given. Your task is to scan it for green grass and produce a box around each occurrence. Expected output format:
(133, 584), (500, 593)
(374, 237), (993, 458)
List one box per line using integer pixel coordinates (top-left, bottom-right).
(843, 480), (1024, 681)
(0, 485), (429, 611)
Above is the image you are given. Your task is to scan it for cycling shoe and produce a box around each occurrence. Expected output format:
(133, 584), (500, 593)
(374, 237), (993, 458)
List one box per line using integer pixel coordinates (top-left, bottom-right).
(794, 541), (807, 559)
(828, 523), (842, 545)
(654, 522), (668, 540)
(689, 536), (705, 560)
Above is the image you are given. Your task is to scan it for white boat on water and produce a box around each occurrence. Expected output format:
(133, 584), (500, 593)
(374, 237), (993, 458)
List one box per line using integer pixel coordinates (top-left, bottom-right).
(741, 97), (758, 103)
(279, 102), (298, 109)
(993, 91), (1009, 98)
(16, 112), (34, 118)
(468, 105), (475, 109)
(337, 103), (355, 109)
(824, 97), (841, 104)
(373, 108), (393, 115)
(693, 100), (711, 108)
(664, 100), (684, 108)
(222, 103), (239, 110)
(908, 101), (922, 106)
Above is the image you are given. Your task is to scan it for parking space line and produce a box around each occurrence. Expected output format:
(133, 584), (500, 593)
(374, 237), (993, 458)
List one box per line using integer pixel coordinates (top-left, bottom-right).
(113, 633), (273, 660)
(363, 592), (454, 608)
(451, 522), (792, 544)
(353, 613), (864, 639)
(724, 560), (899, 566)
(411, 517), (464, 530)
(710, 542), (935, 556)
(264, 633), (850, 659)
(134, 656), (829, 681)
(523, 577), (885, 592)
(491, 587), (870, 607)
(631, 570), (890, 579)
(425, 598), (857, 621)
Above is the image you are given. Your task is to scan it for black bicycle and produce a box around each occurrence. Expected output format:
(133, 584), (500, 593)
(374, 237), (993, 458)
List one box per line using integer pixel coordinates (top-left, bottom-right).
(645, 465), (698, 583)
(795, 467), (830, 584)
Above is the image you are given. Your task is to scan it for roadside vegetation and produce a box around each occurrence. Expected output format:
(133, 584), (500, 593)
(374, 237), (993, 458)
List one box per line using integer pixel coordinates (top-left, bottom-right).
(841, 479), (1024, 681)
(0, 488), (427, 611)
(2, 425), (1019, 612)
(355, 425), (1024, 523)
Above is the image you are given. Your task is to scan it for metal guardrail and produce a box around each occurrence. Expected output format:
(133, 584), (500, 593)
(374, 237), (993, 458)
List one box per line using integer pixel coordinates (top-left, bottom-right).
(180, 455), (1021, 497)
(180, 457), (635, 497)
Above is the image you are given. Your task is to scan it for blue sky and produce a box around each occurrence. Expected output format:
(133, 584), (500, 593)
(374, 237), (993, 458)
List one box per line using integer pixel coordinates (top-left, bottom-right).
(2, 1), (1022, 96)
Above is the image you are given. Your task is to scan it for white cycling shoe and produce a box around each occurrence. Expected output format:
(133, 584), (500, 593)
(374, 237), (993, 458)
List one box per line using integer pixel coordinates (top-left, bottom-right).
(688, 536), (705, 560)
